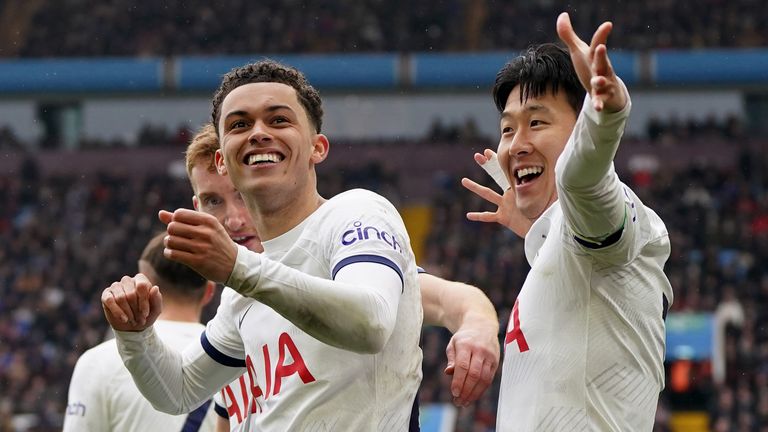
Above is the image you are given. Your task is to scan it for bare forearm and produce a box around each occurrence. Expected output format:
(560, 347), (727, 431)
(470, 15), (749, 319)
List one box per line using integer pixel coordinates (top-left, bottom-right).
(421, 274), (497, 333)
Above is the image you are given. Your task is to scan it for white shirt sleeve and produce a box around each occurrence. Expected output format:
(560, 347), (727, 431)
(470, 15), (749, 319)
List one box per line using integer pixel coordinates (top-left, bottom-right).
(63, 349), (108, 432)
(555, 79), (632, 244)
(226, 248), (402, 354)
(225, 191), (409, 354)
(114, 326), (246, 415)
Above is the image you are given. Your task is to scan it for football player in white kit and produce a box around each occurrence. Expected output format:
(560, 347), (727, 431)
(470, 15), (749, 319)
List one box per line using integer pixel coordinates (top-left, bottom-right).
(462, 13), (674, 431)
(183, 123), (500, 431)
(102, 60), (497, 431)
(65, 233), (218, 432)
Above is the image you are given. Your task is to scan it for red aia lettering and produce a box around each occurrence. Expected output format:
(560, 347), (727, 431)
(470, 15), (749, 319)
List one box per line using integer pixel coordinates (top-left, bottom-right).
(505, 299), (529, 352)
(273, 332), (316, 395)
(245, 356), (263, 414)
(222, 384), (242, 423)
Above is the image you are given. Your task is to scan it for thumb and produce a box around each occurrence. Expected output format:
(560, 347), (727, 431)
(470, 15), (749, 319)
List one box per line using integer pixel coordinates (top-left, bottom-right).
(556, 12), (580, 51)
(444, 339), (456, 375)
(149, 285), (163, 318)
(158, 210), (174, 225)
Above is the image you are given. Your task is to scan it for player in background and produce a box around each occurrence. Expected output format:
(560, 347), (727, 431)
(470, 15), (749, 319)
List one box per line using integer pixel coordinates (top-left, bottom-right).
(462, 13), (673, 431)
(183, 123), (500, 431)
(101, 60), (480, 431)
(64, 233), (217, 432)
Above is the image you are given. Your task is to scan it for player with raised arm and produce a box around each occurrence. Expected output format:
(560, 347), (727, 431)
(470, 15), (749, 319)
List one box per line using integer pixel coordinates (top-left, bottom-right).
(64, 233), (217, 432)
(462, 13), (673, 431)
(182, 123), (499, 431)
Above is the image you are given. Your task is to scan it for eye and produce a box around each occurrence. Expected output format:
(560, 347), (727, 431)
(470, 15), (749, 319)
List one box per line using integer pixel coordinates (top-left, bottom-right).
(204, 196), (223, 207)
(271, 116), (289, 125)
(502, 126), (514, 135)
(530, 119), (545, 127)
(229, 119), (247, 130)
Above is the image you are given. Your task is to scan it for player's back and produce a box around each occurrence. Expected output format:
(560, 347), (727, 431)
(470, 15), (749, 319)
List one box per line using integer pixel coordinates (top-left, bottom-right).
(64, 320), (216, 432)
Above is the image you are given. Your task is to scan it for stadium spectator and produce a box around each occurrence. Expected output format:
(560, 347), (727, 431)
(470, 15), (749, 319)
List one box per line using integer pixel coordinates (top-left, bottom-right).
(9, 0), (768, 58)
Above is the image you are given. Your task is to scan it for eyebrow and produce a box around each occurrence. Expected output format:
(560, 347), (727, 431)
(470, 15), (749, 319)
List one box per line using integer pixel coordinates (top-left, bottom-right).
(223, 104), (294, 122)
(501, 103), (550, 119)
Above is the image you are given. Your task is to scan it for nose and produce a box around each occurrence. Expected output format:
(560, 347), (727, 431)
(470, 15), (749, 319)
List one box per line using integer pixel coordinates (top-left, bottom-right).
(248, 121), (273, 145)
(508, 130), (532, 158)
(223, 202), (246, 232)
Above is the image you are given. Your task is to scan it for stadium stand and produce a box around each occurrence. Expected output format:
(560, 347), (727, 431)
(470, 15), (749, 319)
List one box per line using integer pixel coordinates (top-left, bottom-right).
(5, 0), (768, 57)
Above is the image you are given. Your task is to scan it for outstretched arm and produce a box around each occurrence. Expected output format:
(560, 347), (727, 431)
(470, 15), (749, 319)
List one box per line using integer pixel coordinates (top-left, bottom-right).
(159, 209), (404, 354)
(555, 12), (632, 244)
(421, 273), (500, 407)
(102, 274), (245, 414)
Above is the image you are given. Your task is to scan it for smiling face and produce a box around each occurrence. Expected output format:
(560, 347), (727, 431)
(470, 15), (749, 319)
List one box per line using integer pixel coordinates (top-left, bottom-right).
(497, 85), (578, 221)
(215, 82), (328, 214)
(190, 159), (263, 253)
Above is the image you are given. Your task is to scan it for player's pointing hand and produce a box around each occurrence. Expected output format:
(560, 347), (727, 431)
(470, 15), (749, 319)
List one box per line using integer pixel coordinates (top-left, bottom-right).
(556, 12), (627, 113)
(159, 208), (238, 284)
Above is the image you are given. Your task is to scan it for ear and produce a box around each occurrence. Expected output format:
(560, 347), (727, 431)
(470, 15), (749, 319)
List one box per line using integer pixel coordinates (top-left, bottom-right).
(201, 281), (216, 307)
(192, 195), (199, 210)
(214, 149), (228, 176)
(310, 134), (330, 164)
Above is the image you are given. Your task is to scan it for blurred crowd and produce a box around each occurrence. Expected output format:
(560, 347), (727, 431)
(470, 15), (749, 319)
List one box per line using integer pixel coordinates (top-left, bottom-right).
(2, 0), (765, 58)
(2, 133), (768, 431)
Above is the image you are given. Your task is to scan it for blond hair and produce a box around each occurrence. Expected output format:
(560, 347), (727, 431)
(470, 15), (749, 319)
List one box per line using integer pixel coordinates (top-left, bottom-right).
(184, 123), (219, 181)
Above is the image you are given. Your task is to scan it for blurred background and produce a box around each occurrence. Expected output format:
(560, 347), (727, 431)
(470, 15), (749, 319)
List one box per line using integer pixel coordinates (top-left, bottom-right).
(1, 0), (767, 431)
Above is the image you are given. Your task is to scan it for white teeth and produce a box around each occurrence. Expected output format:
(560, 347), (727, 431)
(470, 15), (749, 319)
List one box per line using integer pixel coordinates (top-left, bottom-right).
(516, 166), (543, 179)
(247, 153), (283, 165)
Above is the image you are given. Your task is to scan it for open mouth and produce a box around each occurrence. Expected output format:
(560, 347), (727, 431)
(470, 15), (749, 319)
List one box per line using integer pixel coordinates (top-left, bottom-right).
(244, 152), (284, 166)
(231, 235), (257, 246)
(515, 166), (543, 185)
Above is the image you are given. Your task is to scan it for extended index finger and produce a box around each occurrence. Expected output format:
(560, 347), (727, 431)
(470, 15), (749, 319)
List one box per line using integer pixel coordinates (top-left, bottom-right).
(450, 346), (472, 403)
(461, 178), (503, 206)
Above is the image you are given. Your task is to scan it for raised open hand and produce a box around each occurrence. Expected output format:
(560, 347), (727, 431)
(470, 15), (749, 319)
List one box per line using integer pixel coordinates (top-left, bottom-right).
(462, 149), (532, 238)
(556, 12), (627, 113)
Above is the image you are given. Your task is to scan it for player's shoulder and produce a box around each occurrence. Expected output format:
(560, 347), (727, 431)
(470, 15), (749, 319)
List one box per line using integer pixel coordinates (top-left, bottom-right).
(74, 339), (120, 374)
(325, 188), (398, 215)
(330, 188), (387, 204)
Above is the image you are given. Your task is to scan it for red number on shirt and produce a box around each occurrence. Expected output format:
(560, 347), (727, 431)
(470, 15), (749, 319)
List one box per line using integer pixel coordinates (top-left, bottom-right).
(505, 299), (529, 352)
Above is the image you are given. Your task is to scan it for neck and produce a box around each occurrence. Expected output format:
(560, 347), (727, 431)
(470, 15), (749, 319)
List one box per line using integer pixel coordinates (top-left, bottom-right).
(157, 302), (202, 323)
(245, 188), (326, 241)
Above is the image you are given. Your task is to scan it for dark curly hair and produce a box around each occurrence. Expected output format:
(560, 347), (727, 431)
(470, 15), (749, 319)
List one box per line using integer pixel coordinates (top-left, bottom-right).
(492, 43), (585, 114)
(211, 59), (323, 134)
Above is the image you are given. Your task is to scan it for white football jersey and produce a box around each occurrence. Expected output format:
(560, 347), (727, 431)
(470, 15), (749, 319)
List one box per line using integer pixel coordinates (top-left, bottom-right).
(213, 372), (254, 430)
(203, 189), (423, 431)
(497, 92), (673, 431)
(64, 320), (216, 432)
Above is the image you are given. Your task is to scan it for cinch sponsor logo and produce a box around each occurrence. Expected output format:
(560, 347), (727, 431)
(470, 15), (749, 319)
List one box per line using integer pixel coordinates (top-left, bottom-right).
(66, 402), (86, 417)
(341, 221), (402, 253)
